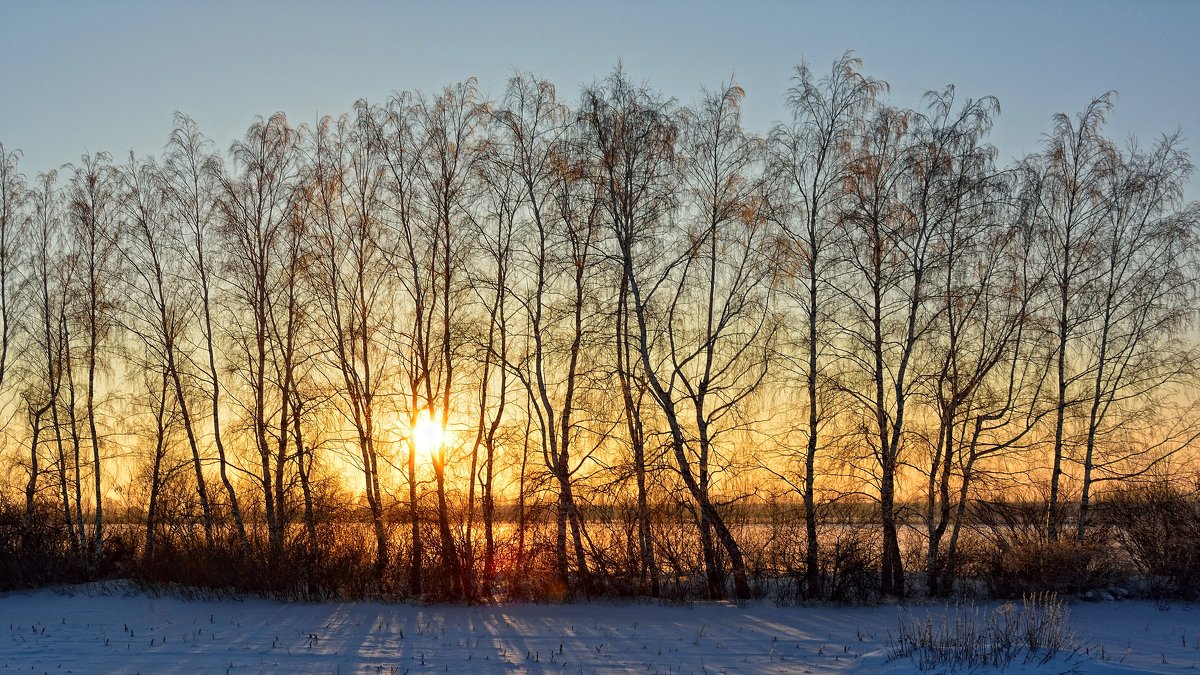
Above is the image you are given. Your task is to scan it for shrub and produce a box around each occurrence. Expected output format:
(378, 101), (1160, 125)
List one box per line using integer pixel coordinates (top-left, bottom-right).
(966, 500), (1121, 597)
(981, 530), (1119, 597)
(819, 525), (880, 603)
(1103, 477), (1200, 600)
(0, 501), (88, 590)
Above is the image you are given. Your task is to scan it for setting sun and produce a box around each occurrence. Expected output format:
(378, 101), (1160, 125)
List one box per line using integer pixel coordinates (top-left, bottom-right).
(411, 410), (447, 458)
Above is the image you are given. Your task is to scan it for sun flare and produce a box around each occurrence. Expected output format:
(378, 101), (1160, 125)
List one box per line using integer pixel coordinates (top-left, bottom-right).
(410, 410), (447, 458)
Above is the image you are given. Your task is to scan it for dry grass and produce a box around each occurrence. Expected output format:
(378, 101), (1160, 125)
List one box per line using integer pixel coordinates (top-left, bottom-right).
(886, 592), (1080, 671)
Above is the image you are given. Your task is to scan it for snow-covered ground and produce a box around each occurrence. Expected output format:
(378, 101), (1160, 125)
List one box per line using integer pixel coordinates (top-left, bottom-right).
(1, 583), (1196, 673)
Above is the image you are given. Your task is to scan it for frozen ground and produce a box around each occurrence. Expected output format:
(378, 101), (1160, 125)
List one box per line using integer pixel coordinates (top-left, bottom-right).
(0, 583), (1196, 673)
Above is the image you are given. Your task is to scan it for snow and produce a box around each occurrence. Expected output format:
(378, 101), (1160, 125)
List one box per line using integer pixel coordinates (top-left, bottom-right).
(0, 584), (1196, 673)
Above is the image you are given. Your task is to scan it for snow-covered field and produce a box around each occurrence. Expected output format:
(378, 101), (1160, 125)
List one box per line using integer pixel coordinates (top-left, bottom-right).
(1, 583), (1196, 673)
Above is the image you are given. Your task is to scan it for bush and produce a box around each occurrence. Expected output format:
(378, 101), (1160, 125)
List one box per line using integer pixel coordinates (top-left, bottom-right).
(820, 525), (880, 603)
(0, 501), (88, 590)
(978, 529), (1119, 597)
(1103, 478), (1200, 600)
(965, 500), (1121, 597)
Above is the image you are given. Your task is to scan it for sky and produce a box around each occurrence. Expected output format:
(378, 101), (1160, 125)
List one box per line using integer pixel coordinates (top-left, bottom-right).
(2, 1), (1199, 200)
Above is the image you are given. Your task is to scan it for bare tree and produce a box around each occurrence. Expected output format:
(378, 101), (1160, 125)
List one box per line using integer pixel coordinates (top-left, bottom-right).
(26, 170), (78, 552)
(767, 52), (884, 597)
(0, 145), (32, 526)
(66, 152), (119, 562)
(215, 113), (303, 562)
(839, 100), (942, 598)
(499, 73), (603, 594)
(469, 108), (520, 596)
(939, 212), (1053, 590)
(0, 143), (25, 408)
(1073, 133), (1198, 539)
(906, 92), (1024, 594)
(581, 67), (755, 599)
(414, 80), (488, 599)
(369, 91), (430, 596)
(306, 110), (394, 585)
(1028, 95), (1118, 541)
(672, 79), (773, 598)
(117, 153), (215, 547)
(162, 115), (251, 549)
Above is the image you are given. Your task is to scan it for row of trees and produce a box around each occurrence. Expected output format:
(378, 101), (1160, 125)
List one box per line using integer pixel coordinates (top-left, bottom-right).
(1, 54), (1197, 601)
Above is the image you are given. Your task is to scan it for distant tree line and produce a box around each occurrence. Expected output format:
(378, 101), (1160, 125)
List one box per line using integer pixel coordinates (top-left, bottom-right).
(1, 54), (1198, 602)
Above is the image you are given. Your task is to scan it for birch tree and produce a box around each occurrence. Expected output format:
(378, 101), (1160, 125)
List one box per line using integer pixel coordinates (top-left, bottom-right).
(767, 52), (883, 597)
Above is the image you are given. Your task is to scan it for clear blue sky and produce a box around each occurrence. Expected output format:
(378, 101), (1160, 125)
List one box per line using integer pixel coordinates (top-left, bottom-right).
(3, 1), (1198, 199)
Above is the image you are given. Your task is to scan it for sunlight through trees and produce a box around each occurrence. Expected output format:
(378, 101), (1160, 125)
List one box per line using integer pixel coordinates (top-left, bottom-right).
(1, 55), (1198, 603)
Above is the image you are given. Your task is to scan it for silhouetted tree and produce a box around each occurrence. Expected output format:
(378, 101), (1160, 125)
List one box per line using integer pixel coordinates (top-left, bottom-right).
(767, 52), (884, 597)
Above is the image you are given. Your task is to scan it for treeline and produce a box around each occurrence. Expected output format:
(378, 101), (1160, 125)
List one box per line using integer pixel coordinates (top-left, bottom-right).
(1, 54), (1198, 602)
